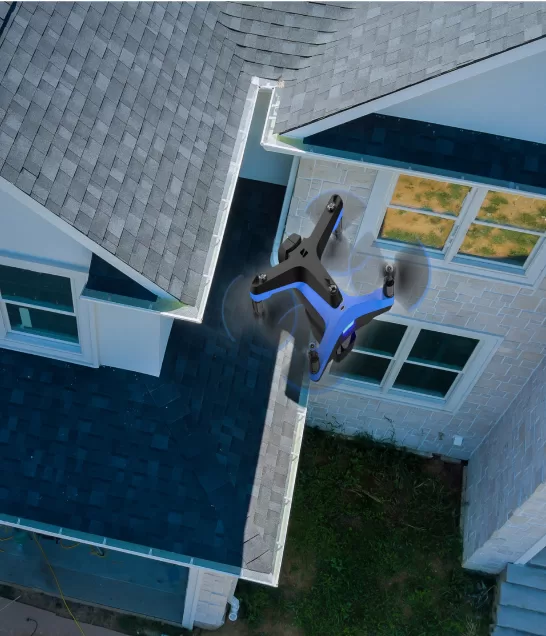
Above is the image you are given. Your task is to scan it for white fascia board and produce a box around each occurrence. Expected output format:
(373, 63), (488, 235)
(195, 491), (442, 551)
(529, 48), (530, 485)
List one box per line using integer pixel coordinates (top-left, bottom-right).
(0, 176), (173, 300)
(164, 78), (278, 324)
(284, 38), (546, 139)
(261, 89), (546, 203)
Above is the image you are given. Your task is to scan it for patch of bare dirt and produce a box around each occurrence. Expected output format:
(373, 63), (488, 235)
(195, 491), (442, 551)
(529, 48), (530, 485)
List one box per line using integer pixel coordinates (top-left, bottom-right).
(422, 457), (463, 492)
(430, 556), (452, 581)
(280, 548), (316, 598)
(255, 617), (304, 636)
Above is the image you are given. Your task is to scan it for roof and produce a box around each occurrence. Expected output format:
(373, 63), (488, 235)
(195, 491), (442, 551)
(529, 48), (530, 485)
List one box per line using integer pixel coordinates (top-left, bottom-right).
(275, 2), (546, 134)
(1, 3), (545, 305)
(0, 1), (352, 305)
(0, 178), (308, 581)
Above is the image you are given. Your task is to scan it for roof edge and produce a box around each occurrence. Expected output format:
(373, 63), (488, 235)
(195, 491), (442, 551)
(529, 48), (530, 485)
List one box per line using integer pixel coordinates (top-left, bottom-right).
(279, 35), (546, 140)
(0, 175), (175, 301)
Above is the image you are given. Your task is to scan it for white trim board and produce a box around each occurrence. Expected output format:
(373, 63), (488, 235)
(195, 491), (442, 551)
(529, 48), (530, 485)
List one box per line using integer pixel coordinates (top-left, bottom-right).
(182, 568), (205, 630)
(515, 532), (546, 566)
(283, 38), (546, 139)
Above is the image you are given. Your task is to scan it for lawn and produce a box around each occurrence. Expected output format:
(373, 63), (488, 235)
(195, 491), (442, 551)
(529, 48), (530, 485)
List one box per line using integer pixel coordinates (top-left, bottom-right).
(233, 427), (493, 636)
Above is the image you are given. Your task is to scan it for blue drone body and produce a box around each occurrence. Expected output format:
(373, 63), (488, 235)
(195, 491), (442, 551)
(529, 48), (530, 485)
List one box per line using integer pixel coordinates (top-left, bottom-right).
(250, 195), (395, 382)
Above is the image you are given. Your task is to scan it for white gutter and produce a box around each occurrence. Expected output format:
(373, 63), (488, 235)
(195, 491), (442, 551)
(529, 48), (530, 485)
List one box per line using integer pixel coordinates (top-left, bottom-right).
(164, 78), (280, 324)
(260, 88), (546, 203)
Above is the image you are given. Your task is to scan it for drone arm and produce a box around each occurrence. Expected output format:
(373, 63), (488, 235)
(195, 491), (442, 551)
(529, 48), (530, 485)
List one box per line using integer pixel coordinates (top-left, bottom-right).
(311, 288), (394, 381)
(309, 194), (343, 259)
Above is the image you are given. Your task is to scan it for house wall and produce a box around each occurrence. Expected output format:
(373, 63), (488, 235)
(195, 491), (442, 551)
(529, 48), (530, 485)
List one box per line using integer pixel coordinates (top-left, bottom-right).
(0, 186), (172, 376)
(462, 356), (546, 573)
(0, 188), (91, 269)
(378, 50), (546, 144)
(92, 301), (173, 377)
(193, 571), (237, 630)
(284, 158), (546, 460)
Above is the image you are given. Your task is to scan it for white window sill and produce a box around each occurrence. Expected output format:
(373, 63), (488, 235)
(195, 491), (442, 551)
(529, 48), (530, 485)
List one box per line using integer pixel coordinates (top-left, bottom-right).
(0, 332), (98, 367)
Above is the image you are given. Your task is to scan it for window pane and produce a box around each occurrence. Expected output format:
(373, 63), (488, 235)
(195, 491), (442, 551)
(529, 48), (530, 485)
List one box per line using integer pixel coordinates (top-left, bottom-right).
(6, 303), (78, 343)
(331, 352), (390, 385)
(476, 192), (546, 232)
(391, 175), (471, 216)
(0, 264), (73, 311)
(393, 363), (458, 397)
(354, 320), (407, 357)
(458, 224), (539, 266)
(379, 208), (454, 249)
(408, 330), (478, 371)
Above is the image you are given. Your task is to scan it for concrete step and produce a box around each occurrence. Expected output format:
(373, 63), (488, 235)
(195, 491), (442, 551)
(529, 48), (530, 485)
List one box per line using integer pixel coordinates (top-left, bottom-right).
(507, 564), (546, 592)
(493, 627), (540, 636)
(496, 605), (546, 635)
(500, 582), (546, 614)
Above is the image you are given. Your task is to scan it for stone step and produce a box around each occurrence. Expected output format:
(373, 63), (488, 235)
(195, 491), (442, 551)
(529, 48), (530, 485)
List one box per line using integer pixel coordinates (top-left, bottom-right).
(500, 582), (546, 614)
(496, 605), (546, 635)
(507, 564), (546, 592)
(493, 627), (540, 636)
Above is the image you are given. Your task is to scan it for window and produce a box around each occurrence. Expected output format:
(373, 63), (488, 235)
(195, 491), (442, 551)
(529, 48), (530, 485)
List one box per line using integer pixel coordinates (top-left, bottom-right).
(0, 264), (79, 344)
(330, 317), (496, 411)
(379, 175), (470, 249)
(360, 171), (546, 284)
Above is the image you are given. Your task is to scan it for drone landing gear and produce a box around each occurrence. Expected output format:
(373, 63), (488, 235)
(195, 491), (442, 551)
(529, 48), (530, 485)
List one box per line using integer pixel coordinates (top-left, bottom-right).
(252, 299), (265, 317)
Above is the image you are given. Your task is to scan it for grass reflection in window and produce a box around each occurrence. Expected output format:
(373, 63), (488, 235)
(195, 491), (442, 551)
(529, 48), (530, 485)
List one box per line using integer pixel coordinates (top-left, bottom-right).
(391, 175), (471, 216)
(476, 192), (546, 232)
(458, 224), (539, 265)
(379, 208), (454, 249)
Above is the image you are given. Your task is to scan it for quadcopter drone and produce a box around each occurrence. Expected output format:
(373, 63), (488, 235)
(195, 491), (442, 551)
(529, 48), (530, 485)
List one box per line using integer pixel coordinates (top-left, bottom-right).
(249, 195), (396, 382)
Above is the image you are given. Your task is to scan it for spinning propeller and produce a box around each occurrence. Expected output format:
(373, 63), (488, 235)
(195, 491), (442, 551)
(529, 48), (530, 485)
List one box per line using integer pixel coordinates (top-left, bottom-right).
(224, 191), (431, 382)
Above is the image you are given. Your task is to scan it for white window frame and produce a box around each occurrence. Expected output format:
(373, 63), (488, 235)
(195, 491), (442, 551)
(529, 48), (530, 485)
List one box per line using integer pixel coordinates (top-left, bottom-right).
(356, 170), (546, 287)
(0, 253), (98, 367)
(328, 313), (500, 414)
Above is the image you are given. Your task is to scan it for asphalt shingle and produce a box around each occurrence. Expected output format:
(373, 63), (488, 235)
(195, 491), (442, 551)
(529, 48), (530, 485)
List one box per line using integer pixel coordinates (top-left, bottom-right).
(1, 1), (545, 305)
(0, 178), (307, 577)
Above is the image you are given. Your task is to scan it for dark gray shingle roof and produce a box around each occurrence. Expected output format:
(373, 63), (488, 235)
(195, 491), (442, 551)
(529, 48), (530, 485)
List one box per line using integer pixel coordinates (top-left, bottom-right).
(1, 2), (545, 304)
(275, 2), (546, 133)
(0, 178), (308, 581)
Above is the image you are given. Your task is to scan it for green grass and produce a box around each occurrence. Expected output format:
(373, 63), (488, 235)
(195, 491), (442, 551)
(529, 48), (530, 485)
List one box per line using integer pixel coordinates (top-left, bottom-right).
(238, 428), (493, 636)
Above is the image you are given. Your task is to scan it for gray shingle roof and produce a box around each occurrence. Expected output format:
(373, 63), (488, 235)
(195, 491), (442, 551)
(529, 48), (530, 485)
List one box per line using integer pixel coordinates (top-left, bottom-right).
(1, 2), (545, 304)
(0, 1), (251, 304)
(275, 2), (546, 133)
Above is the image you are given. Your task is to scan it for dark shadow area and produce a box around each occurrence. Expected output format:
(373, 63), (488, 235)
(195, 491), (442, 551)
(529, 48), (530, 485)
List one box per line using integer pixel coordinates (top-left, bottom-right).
(0, 178), (301, 571)
(305, 113), (546, 194)
(86, 254), (158, 303)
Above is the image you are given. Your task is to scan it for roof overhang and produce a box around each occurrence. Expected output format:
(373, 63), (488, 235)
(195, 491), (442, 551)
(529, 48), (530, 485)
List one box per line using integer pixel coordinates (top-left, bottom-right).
(282, 36), (546, 139)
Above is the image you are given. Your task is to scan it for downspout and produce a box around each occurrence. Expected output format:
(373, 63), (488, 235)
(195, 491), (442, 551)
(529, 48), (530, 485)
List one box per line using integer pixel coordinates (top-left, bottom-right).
(271, 156), (300, 267)
(227, 595), (240, 621)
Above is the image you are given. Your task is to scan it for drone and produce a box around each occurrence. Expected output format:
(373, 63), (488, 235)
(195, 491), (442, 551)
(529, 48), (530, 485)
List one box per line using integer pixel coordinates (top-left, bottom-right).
(249, 195), (397, 382)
